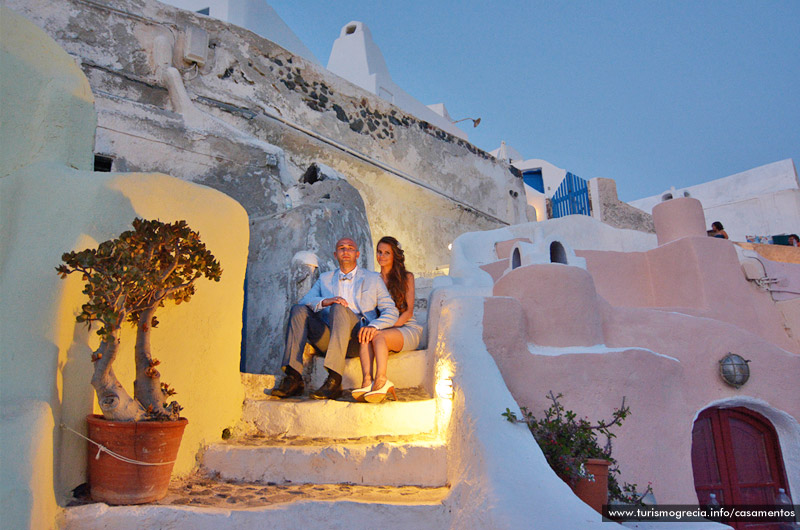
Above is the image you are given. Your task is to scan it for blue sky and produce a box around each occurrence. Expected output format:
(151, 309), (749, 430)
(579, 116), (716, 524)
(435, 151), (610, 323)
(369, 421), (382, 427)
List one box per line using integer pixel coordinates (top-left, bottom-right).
(269, 0), (799, 201)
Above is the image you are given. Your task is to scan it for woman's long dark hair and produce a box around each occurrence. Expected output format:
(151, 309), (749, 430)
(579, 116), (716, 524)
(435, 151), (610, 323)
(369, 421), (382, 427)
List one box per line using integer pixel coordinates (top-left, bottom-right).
(378, 236), (408, 313)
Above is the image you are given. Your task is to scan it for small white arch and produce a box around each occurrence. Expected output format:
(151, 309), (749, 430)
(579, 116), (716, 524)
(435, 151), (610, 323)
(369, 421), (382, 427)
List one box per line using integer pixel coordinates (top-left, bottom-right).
(502, 238), (587, 277)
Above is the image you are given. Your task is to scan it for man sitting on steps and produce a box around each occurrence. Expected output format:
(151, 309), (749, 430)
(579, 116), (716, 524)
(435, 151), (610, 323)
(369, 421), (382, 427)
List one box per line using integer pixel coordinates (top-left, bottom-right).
(273, 237), (399, 400)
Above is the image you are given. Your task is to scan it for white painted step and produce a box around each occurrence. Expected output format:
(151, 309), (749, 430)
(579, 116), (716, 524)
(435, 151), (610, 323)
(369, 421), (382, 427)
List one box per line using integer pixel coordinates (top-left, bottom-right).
(242, 349), (433, 399)
(201, 438), (447, 487)
(62, 497), (450, 529)
(241, 372), (278, 399)
(242, 396), (437, 438)
(309, 348), (431, 391)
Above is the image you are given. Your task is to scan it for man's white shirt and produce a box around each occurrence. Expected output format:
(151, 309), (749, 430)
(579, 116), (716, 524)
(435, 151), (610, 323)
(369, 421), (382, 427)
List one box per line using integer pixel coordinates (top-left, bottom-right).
(335, 266), (359, 312)
(313, 266), (360, 314)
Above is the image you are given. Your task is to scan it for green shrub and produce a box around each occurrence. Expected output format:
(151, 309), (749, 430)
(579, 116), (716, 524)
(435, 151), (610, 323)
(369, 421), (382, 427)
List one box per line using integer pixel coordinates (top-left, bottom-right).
(57, 218), (221, 421)
(503, 391), (652, 503)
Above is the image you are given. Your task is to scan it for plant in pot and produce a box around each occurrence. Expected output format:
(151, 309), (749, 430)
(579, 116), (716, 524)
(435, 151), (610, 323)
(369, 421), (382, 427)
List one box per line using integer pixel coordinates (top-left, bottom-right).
(57, 218), (221, 504)
(503, 391), (653, 513)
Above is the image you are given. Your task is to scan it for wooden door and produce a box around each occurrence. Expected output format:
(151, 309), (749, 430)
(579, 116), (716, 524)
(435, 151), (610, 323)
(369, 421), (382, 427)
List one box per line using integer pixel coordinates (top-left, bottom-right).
(691, 407), (789, 530)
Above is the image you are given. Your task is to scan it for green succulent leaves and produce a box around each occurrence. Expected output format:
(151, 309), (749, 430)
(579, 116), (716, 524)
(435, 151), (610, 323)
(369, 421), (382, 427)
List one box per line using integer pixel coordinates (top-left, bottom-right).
(56, 218), (222, 339)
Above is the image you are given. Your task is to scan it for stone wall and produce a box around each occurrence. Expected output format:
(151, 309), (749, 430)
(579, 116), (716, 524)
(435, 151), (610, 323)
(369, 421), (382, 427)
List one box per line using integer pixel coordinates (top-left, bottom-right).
(589, 177), (654, 233)
(9, 0), (527, 373)
(245, 175), (373, 372)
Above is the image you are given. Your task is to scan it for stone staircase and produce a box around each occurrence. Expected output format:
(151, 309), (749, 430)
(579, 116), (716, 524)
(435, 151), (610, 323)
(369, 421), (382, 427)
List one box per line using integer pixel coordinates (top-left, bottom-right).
(216, 365), (444, 484)
(63, 278), (453, 529)
(240, 375), (436, 438)
(202, 432), (446, 487)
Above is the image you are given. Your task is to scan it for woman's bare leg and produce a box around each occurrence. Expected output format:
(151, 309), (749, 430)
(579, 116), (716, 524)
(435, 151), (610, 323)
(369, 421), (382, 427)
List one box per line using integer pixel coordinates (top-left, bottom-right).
(358, 341), (374, 388)
(372, 329), (405, 389)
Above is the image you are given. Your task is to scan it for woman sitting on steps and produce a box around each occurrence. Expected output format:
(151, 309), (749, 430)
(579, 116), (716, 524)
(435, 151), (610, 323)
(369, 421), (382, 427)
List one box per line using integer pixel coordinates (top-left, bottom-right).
(353, 236), (423, 403)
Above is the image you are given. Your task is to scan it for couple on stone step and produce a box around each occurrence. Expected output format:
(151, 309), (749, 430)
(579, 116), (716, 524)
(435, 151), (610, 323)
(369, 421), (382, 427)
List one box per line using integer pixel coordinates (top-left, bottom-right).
(272, 236), (423, 402)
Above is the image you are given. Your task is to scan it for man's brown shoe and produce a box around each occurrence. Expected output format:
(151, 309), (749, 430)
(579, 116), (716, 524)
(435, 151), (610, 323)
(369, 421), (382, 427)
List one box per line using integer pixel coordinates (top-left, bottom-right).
(272, 374), (304, 398)
(310, 375), (343, 400)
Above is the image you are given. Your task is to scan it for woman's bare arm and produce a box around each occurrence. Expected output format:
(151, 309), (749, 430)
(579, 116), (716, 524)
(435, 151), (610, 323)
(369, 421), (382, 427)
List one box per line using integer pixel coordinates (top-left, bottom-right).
(393, 272), (415, 327)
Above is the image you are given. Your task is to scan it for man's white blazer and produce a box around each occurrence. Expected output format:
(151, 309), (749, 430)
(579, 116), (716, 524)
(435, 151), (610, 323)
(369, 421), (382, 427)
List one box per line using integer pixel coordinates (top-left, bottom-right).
(299, 268), (399, 329)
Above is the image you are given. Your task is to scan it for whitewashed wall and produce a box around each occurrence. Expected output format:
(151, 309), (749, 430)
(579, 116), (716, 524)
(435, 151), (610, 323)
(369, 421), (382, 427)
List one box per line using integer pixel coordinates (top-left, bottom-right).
(629, 159), (800, 241)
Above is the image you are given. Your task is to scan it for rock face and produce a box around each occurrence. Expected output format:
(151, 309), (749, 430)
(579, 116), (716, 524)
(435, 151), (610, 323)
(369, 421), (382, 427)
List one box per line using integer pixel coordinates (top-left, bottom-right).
(245, 176), (372, 373)
(589, 178), (655, 233)
(8, 0), (527, 373)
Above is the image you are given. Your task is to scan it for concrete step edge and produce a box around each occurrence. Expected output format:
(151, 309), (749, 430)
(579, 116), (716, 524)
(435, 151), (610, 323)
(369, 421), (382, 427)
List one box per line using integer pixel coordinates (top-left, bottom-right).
(63, 488), (451, 529)
(201, 440), (448, 487)
(242, 349), (432, 400)
(241, 396), (437, 438)
(309, 348), (431, 391)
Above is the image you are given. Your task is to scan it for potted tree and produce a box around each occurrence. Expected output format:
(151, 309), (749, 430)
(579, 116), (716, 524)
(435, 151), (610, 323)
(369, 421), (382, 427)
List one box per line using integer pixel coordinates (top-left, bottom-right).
(57, 218), (221, 504)
(503, 391), (652, 513)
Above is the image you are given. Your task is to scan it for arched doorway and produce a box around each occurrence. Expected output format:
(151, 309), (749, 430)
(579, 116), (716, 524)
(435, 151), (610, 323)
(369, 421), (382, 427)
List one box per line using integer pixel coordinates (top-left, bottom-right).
(511, 248), (521, 269)
(549, 241), (567, 264)
(691, 407), (790, 529)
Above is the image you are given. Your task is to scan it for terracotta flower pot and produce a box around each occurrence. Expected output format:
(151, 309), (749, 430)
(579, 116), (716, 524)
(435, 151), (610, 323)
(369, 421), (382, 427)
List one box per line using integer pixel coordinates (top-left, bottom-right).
(86, 414), (187, 504)
(571, 458), (610, 513)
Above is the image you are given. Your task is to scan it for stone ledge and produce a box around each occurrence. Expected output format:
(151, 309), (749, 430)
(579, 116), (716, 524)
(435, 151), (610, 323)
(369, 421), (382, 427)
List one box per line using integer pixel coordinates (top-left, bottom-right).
(243, 349), (432, 399)
(230, 432), (441, 446)
(201, 439), (447, 487)
(308, 349), (432, 393)
(63, 473), (451, 529)
(242, 391), (437, 438)
(736, 241), (800, 264)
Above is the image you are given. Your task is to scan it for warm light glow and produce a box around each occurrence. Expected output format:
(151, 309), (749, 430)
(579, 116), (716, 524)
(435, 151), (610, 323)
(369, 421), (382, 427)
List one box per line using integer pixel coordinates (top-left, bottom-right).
(436, 393), (453, 436)
(435, 377), (454, 400)
(434, 357), (455, 435)
(448, 243), (453, 251)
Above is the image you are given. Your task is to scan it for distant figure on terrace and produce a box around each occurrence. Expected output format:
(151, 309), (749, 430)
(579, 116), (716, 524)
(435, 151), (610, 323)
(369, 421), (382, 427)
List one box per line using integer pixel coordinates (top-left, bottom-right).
(272, 237), (398, 400)
(789, 234), (799, 247)
(353, 236), (423, 403)
(710, 221), (729, 239)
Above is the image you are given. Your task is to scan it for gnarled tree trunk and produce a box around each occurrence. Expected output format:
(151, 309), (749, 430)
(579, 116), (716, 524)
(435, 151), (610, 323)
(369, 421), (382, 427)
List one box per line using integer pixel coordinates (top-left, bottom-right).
(133, 305), (174, 418)
(91, 332), (146, 421)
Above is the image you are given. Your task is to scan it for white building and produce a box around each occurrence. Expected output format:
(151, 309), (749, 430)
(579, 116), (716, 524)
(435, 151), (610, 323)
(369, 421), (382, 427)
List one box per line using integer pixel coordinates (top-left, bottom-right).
(491, 143), (654, 233)
(160, 0), (319, 64)
(491, 142), (573, 222)
(629, 159), (800, 242)
(160, 4), (470, 140)
(326, 21), (468, 140)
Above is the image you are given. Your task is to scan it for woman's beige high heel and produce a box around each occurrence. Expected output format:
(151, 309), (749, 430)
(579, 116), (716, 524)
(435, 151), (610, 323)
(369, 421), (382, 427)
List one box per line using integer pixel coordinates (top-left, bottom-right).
(364, 380), (397, 403)
(351, 383), (373, 402)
